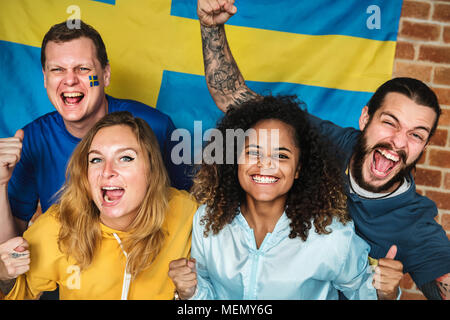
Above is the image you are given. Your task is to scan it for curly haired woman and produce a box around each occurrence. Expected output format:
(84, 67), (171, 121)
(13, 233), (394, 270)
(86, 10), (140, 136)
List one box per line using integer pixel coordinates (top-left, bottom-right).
(169, 95), (378, 300)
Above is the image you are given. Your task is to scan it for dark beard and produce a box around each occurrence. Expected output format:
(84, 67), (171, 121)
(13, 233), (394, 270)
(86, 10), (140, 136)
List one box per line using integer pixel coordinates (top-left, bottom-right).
(350, 133), (419, 193)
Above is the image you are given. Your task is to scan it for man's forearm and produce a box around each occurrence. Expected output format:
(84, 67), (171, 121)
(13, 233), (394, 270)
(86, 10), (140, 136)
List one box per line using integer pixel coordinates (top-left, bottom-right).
(0, 185), (21, 242)
(200, 24), (260, 112)
(437, 273), (450, 300)
(420, 273), (450, 300)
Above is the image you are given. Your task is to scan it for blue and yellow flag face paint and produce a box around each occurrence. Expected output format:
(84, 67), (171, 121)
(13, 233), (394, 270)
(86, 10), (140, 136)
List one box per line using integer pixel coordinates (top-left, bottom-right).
(89, 75), (99, 87)
(0, 0), (403, 138)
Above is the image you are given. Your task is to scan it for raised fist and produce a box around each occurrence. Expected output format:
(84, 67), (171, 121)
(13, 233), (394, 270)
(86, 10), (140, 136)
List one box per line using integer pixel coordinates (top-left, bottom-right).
(197, 0), (237, 27)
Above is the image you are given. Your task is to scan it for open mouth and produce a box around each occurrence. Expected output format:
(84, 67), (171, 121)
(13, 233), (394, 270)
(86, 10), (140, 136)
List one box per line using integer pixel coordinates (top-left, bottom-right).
(101, 186), (125, 204)
(251, 174), (279, 184)
(371, 148), (401, 178)
(61, 92), (84, 105)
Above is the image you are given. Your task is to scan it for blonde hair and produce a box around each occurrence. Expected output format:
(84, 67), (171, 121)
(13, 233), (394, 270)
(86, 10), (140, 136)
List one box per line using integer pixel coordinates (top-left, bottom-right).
(57, 111), (170, 277)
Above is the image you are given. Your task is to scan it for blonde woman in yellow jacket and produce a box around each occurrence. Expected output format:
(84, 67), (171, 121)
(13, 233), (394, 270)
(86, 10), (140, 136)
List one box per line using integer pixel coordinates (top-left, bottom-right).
(0, 111), (197, 300)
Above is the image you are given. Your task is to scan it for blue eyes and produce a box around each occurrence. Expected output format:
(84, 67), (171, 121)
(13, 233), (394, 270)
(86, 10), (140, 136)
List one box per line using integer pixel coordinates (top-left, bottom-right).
(120, 156), (134, 162)
(88, 156), (135, 164)
(89, 157), (101, 164)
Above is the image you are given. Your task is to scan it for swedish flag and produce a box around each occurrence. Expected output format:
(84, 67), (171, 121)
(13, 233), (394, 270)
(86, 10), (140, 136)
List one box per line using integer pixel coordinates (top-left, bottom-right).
(89, 75), (99, 87)
(0, 0), (403, 138)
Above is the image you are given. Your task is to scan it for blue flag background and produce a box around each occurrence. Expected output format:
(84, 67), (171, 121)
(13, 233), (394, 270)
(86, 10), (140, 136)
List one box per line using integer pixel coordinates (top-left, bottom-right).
(0, 0), (403, 138)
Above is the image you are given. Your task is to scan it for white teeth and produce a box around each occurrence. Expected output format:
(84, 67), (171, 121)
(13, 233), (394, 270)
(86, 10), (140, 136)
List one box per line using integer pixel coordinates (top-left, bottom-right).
(102, 186), (122, 190)
(378, 150), (399, 162)
(63, 92), (83, 97)
(252, 175), (278, 184)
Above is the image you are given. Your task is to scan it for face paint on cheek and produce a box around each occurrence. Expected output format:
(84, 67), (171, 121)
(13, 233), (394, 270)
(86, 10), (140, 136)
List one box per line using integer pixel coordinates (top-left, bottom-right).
(89, 75), (99, 87)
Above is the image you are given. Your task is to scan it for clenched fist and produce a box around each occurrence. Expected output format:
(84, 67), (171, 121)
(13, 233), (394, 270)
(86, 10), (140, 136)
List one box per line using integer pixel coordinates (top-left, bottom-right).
(197, 0), (237, 27)
(168, 258), (197, 299)
(0, 237), (30, 281)
(0, 129), (24, 186)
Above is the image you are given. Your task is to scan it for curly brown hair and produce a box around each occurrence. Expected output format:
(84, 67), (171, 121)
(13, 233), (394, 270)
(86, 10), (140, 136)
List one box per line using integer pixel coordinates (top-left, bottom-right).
(191, 95), (350, 241)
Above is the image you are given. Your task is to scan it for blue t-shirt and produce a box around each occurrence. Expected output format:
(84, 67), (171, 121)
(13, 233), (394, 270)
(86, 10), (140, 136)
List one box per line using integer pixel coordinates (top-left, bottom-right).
(8, 95), (192, 222)
(309, 115), (450, 287)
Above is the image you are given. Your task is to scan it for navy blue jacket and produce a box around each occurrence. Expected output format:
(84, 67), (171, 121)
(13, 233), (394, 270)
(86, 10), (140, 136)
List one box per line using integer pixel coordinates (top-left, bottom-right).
(310, 115), (450, 287)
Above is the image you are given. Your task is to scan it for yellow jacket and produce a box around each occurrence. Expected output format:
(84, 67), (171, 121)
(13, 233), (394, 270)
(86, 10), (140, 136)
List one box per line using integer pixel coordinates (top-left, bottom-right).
(3, 188), (198, 300)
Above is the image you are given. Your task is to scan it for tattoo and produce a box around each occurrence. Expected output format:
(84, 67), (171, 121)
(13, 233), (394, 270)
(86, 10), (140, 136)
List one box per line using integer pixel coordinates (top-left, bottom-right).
(10, 252), (28, 259)
(201, 25), (241, 93)
(420, 280), (443, 300)
(420, 274), (450, 300)
(0, 279), (16, 296)
(436, 274), (450, 300)
(201, 25), (260, 111)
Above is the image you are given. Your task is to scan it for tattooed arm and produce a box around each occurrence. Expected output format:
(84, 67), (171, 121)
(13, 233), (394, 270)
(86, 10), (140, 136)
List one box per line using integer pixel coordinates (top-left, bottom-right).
(420, 273), (450, 300)
(198, 0), (261, 112)
(437, 274), (450, 299)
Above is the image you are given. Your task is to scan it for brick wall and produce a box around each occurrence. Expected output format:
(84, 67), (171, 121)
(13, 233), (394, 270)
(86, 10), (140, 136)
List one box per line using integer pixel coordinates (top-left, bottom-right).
(392, 0), (450, 300)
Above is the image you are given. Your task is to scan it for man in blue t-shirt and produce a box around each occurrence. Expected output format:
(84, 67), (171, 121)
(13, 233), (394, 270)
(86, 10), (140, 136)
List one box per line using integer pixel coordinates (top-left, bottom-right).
(195, 1), (450, 300)
(0, 20), (191, 245)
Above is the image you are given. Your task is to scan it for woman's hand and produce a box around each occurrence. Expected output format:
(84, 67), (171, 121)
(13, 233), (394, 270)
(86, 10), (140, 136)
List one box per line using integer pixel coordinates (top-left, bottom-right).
(168, 258), (197, 300)
(0, 237), (30, 281)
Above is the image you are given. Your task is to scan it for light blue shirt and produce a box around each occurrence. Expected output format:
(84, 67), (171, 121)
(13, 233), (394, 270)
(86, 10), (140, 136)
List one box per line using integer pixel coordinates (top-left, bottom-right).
(190, 205), (377, 300)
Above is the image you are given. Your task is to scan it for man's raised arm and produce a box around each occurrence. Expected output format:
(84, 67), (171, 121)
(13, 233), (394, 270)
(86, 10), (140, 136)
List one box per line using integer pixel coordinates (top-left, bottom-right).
(198, 0), (260, 112)
(0, 129), (27, 242)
